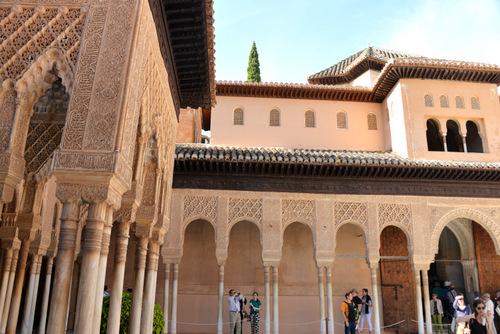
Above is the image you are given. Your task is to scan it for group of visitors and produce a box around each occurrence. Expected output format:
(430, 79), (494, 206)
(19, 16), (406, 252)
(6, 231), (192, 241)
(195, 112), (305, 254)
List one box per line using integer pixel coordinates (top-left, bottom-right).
(228, 289), (261, 334)
(342, 289), (373, 334)
(430, 285), (500, 334)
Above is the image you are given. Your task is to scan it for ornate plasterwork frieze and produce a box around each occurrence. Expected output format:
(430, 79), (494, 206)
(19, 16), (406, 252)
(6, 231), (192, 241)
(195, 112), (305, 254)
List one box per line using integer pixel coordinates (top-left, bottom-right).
(281, 199), (315, 228)
(334, 201), (367, 229)
(228, 197), (262, 225)
(182, 195), (217, 226)
(378, 203), (411, 232)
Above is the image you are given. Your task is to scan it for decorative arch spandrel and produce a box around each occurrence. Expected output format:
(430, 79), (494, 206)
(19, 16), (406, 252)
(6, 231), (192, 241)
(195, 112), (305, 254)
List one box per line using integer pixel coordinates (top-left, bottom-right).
(377, 202), (413, 250)
(430, 207), (500, 255)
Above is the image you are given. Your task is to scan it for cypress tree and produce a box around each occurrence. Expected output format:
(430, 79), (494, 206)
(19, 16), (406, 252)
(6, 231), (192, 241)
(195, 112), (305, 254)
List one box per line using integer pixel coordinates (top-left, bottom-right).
(247, 41), (261, 82)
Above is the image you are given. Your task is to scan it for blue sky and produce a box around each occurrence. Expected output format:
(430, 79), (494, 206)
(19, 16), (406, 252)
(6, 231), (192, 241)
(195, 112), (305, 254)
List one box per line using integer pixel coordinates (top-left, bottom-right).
(213, 0), (500, 84)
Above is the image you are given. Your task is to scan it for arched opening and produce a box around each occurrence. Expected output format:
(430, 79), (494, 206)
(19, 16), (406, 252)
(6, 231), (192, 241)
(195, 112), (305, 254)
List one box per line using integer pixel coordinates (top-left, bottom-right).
(471, 97), (480, 110)
(178, 219), (218, 333)
(333, 223), (371, 330)
(440, 95), (449, 108)
(270, 108), (280, 127)
(337, 111), (347, 129)
(426, 119), (444, 151)
(225, 221), (263, 333)
(455, 96), (464, 109)
(379, 226), (416, 333)
(280, 222), (319, 333)
(446, 120), (463, 152)
(367, 113), (377, 130)
(305, 109), (315, 128)
(466, 121), (483, 153)
(424, 94), (433, 107)
(472, 222), (500, 298)
(233, 107), (244, 125)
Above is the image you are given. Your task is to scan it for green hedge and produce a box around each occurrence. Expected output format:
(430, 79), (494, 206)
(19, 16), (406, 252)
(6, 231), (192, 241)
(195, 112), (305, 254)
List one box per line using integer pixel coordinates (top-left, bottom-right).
(100, 292), (165, 334)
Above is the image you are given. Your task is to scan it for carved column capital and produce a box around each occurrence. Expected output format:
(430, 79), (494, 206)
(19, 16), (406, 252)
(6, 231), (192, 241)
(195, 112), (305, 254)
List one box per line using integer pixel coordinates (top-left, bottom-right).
(55, 182), (122, 210)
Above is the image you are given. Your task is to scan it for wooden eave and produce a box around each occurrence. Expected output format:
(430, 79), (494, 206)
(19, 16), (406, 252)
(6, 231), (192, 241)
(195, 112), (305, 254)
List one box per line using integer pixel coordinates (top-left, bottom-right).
(307, 57), (387, 85)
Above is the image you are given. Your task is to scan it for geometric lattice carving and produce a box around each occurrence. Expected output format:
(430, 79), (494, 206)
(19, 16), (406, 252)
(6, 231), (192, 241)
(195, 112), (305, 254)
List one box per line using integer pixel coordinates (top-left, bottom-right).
(183, 196), (218, 225)
(233, 107), (244, 125)
(281, 199), (315, 227)
(424, 94), (433, 107)
(0, 7), (87, 81)
(305, 109), (315, 128)
(337, 111), (347, 129)
(228, 198), (262, 224)
(455, 96), (464, 109)
(25, 79), (68, 173)
(269, 108), (280, 127)
(440, 95), (449, 108)
(378, 203), (411, 231)
(367, 113), (377, 130)
(471, 96), (480, 110)
(334, 201), (367, 228)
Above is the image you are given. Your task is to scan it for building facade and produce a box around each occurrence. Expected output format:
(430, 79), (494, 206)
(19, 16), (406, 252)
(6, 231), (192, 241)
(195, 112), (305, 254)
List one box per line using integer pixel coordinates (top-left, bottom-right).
(167, 47), (500, 334)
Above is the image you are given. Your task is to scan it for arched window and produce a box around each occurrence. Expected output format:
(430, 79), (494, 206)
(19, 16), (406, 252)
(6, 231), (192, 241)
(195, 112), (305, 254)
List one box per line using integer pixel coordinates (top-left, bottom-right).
(440, 95), (449, 108)
(446, 120), (463, 152)
(269, 108), (280, 126)
(424, 94), (433, 107)
(426, 119), (444, 151)
(455, 96), (464, 109)
(233, 107), (244, 125)
(466, 121), (483, 153)
(304, 109), (315, 128)
(336, 111), (347, 129)
(471, 97), (480, 110)
(367, 113), (377, 130)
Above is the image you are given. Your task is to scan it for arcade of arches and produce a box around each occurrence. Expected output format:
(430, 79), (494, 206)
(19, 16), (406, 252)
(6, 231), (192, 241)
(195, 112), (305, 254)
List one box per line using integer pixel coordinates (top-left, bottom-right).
(162, 189), (500, 334)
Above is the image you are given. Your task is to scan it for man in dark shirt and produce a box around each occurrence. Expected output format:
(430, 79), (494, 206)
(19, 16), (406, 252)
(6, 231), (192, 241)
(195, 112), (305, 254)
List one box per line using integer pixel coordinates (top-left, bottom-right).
(352, 290), (362, 334)
(342, 292), (358, 334)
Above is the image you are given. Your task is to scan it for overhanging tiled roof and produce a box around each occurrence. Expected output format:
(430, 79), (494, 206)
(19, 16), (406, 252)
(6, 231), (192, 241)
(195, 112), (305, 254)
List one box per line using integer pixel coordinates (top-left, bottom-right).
(308, 46), (420, 85)
(175, 144), (500, 182)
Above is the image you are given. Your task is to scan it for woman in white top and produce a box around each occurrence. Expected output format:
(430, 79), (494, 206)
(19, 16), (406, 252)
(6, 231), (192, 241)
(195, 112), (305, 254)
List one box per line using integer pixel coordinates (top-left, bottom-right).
(359, 288), (372, 333)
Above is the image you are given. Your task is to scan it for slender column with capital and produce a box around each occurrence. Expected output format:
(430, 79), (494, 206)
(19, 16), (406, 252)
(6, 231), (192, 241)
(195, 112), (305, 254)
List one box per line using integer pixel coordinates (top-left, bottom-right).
(47, 200), (80, 334)
(415, 270), (424, 334)
(170, 263), (179, 334)
(317, 267), (326, 334)
(129, 236), (148, 334)
(1, 248), (20, 333)
(21, 254), (42, 334)
(107, 221), (131, 334)
(442, 133), (448, 152)
(6, 240), (30, 334)
(422, 269), (432, 334)
(141, 241), (161, 334)
(38, 256), (54, 334)
(326, 267), (334, 334)
(163, 263), (170, 334)
(92, 208), (113, 334)
(369, 265), (381, 334)
(272, 266), (279, 334)
(217, 263), (224, 334)
(0, 249), (14, 326)
(73, 201), (106, 334)
(264, 266), (270, 334)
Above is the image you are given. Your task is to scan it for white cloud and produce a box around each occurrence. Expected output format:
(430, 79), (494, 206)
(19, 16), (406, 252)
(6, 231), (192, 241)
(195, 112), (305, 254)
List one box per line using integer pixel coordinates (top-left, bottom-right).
(385, 0), (500, 64)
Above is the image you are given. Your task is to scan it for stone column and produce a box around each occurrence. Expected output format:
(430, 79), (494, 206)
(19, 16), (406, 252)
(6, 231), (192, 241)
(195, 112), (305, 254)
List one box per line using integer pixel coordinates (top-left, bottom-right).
(47, 200), (80, 334)
(217, 263), (224, 334)
(163, 263), (170, 334)
(129, 236), (148, 334)
(170, 263), (179, 334)
(21, 254), (42, 334)
(462, 134), (468, 153)
(442, 133), (448, 152)
(92, 207), (113, 334)
(317, 267), (326, 334)
(107, 221), (131, 334)
(6, 240), (30, 334)
(38, 256), (54, 334)
(141, 240), (161, 334)
(0, 249), (14, 320)
(414, 269), (424, 334)
(422, 268), (432, 334)
(326, 267), (334, 334)
(369, 264), (381, 334)
(272, 266), (279, 334)
(0, 248), (19, 333)
(264, 265), (270, 334)
(73, 201), (107, 334)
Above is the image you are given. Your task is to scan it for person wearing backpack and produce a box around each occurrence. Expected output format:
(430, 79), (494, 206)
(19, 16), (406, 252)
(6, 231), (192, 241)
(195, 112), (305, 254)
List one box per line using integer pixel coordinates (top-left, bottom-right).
(342, 291), (359, 334)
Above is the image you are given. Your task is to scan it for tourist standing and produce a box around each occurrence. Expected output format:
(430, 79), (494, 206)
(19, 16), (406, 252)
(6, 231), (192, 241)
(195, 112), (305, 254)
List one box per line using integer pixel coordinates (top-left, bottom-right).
(447, 284), (458, 318)
(483, 293), (497, 334)
(494, 296), (500, 334)
(453, 294), (472, 334)
(431, 293), (444, 334)
(249, 292), (261, 334)
(352, 290), (362, 334)
(359, 288), (372, 334)
(228, 289), (242, 334)
(342, 292), (358, 334)
(457, 299), (494, 334)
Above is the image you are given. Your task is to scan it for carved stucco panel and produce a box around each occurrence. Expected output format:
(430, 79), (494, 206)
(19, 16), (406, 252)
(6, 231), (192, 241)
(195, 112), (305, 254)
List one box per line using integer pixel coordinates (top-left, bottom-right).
(378, 203), (412, 233)
(281, 199), (315, 229)
(334, 201), (367, 230)
(182, 195), (218, 227)
(228, 197), (262, 226)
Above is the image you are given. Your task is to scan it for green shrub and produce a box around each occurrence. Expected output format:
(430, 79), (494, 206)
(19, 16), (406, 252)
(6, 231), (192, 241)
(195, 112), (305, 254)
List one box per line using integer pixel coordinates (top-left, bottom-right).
(100, 292), (165, 334)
